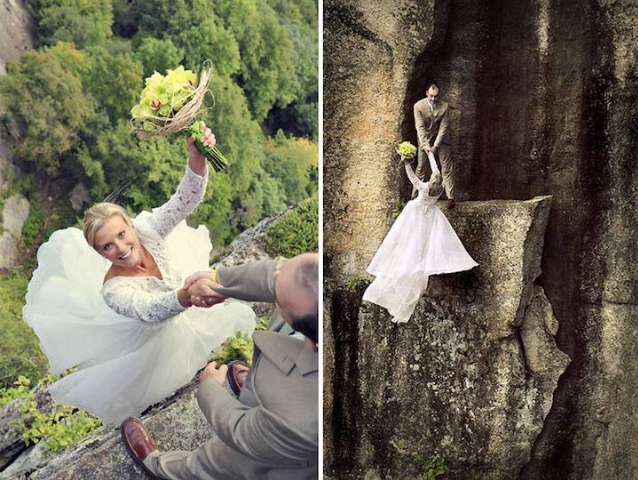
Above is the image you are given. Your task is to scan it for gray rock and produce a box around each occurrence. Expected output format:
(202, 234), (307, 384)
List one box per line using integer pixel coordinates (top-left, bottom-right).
(0, 0), (36, 76)
(325, 197), (569, 479)
(213, 206), (292, 267)
(1, 195), (29, 240)
(22, 388), (214, 480)
(324, 1), (638, 478)
(0, 233), (19, 271)
(2, 382), (212, 480)
(0, 444), (46, 479)
(0, 0), (36, 195)
(68, 184), (91, 212)
(0, 389), (52, 472)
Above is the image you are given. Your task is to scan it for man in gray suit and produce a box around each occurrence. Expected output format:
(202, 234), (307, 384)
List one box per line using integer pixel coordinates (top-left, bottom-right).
(121, 253), (318, 480)
(413, 83), (455, 207)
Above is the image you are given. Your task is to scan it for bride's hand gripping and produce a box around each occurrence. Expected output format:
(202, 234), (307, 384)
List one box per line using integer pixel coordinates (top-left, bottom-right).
(187, 121), (216, 176)
(183, 270), (213, 290)
(188, 278), (226, 308)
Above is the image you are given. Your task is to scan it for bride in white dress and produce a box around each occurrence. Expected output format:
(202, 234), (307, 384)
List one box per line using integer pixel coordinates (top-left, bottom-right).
(22, 123), (255, 424)
(363, 152), (478, 323)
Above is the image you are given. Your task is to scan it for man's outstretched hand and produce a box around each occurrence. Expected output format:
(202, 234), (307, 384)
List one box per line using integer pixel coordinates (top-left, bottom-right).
(201, 361), (227, 385)
(187, 278), (226, 307)
(183, 270), (213, 290)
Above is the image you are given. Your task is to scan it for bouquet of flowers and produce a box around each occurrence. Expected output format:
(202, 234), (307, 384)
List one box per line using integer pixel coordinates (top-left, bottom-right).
(395, 141), (417, 160)
(130, 63), (228, 172)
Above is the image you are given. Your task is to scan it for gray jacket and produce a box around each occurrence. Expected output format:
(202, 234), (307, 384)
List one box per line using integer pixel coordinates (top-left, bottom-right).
(198, 258), (319, 479)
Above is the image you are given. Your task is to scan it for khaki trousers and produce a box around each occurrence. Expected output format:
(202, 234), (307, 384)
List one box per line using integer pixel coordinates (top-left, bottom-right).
(145, 443), (315, 480)
(412, 143), (455, 200)
(144, 441), (244, 480)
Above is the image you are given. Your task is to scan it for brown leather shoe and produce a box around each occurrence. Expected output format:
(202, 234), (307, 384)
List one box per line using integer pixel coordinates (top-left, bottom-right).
(227, 361), (251, 397)
(447, 198), (455, 209)
(121, 417), (161, 479)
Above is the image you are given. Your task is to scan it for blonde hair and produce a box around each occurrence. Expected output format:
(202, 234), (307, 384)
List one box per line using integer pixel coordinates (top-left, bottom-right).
(429, 172), (443, 193)
(83, 203), (132, 249)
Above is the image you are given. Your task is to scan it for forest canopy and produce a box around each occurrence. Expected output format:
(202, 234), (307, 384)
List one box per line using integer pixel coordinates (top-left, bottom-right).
(0, 0), (318, 247)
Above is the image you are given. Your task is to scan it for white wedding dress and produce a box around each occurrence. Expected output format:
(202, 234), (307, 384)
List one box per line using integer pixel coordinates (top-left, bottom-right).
(363, 153), (478, 323)
(23, 165), (255, 424)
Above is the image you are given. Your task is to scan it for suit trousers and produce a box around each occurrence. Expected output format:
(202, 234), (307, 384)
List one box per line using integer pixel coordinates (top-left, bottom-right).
(412, 143), (455, 200)
(145, 440), (239, 480)
(145, 432), (315, 480)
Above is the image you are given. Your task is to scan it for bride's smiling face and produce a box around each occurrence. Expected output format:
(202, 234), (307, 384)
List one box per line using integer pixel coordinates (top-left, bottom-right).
(94, 215), (142, 268)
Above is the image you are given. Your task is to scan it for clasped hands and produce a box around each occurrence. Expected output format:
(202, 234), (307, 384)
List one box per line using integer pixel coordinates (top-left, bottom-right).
(183, 271), (226, 308)
(422, 144), (438, 154)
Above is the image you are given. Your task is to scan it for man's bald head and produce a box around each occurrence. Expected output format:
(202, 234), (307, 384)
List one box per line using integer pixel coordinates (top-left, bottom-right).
(273, 253), (318, 344)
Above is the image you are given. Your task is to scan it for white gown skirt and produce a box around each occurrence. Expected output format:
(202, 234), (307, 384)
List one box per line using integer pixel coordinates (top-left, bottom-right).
(23, 223), (256, 425)
(363, 200), (478, 323)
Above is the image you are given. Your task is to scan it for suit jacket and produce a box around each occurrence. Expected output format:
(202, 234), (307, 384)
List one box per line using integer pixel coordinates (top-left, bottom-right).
(414, 98), (451, 149)
(195, 258), (318, 479)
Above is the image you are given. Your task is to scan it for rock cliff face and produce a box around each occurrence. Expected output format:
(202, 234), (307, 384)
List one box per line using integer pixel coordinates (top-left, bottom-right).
(0, 195), (30, 271)
(0, 0), (36, 269)
(324, 0), (638, 478)
(326, 197), (569, 479)
(0, 0), (35, 77)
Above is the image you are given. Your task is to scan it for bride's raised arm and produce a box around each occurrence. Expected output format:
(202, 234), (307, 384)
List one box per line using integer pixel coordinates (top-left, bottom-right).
(404, 157), (427, 192)
(404, 151), (438, 193)
(149, 121), (215, 238)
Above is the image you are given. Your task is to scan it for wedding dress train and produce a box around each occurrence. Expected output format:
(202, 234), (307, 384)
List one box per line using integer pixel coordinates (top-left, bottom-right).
(363, 153), (477, 323)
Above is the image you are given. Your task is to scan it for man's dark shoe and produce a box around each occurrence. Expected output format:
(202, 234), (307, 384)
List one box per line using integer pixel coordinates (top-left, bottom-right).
(227, 361), (251, 397)
(121, 417), (161, 479)
(447, 199), (455, 209)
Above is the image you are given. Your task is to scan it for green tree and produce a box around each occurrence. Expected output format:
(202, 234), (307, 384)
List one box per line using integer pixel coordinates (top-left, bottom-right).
(126, 0), (211, 38)
(83, 47), (144, 124)
(262, 131), (317, 205)
(29, 0), (113, 48)
(263, 1), (318, 139)
(0, 43), (93, 175)
(215, 0), (296, 120)
(88, 121), (185, 208)
(173, 18), (240, 77)
(134, 37), (184, 78)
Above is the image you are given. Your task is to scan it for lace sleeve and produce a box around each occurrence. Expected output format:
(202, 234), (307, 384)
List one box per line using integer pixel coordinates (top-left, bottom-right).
(405, 163), (426, 192)
(102, 279), (186, 323)
(150, 164), (208, 238)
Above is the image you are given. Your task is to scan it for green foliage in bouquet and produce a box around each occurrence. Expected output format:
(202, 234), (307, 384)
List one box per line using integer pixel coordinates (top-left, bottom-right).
(265, 195), (318, 258)
(186, 121), (229, 172)
(396, 141), (417, 159)
(130, 66), (197, 125)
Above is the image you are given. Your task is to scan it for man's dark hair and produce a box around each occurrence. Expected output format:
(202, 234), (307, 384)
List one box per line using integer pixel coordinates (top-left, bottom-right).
(291, 257), (318, 344)
(428, 83), (440, 92)
(291, 313), (318, 345)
